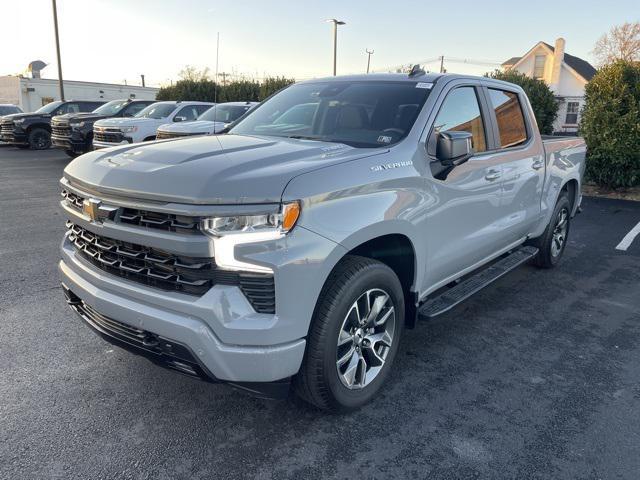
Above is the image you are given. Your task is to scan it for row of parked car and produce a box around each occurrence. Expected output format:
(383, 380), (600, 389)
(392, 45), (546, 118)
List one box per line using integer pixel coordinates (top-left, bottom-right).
(0, 99), (258, 157)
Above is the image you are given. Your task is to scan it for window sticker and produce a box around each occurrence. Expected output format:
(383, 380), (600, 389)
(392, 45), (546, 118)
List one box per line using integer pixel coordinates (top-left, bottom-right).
(377, 135), (393, 144)
(415, 82), (433, 89)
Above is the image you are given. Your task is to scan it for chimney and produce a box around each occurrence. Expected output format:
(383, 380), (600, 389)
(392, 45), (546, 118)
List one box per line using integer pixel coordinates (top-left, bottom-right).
(549, 37), (565, 92)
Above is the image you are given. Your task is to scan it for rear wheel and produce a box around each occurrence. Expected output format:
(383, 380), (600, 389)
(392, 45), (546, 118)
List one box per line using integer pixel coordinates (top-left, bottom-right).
(532, 193), (571, 268)
(28, 128), (51, 150)
(294, 255), (404, 411)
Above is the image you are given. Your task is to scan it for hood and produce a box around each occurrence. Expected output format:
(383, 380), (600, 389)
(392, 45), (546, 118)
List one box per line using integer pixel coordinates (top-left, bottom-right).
(157, 120), (218, 135)
(94, 117), (162, 128)
(2, 112), (49, 122)
(53, 112), (107, 123)
(64, 134), (387, 204)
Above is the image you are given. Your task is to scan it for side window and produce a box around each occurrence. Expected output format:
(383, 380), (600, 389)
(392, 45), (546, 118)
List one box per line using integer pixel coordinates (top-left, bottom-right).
(194, 104), (211, 116)
(123, 102), (147, 117)
(433, 87), (487, 153)
(488, 89), (528, 148)
(175, 106), (199, 121)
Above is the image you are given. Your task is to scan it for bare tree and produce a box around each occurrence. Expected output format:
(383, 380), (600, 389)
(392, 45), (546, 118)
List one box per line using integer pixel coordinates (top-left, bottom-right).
(592, 21), (640, 66)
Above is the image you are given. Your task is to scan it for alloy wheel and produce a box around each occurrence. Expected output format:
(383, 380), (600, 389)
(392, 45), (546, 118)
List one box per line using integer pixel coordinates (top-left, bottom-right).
(551, 207), (569, 257)
(336, 288), (396, 390)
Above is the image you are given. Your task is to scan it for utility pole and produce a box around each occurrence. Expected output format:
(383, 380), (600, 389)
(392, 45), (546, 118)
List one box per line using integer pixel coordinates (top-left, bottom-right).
(439, 55), (445, 73)
(51, 0), (65, 100)
(365, 49), (374, 74)
(326, 19), (346, 76)
(140, 74), (145, 87)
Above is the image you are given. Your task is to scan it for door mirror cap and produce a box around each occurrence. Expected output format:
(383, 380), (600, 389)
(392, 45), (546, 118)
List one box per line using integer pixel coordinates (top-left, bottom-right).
(436, 131), (474, 167)
(173, 116), (187, 123)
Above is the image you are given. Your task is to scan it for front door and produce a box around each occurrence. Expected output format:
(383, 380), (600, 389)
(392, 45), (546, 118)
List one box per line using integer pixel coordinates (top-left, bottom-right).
(421, 85), (511, 292)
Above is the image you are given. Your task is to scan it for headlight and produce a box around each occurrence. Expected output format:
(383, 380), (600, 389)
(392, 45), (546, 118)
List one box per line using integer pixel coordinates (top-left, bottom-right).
(13, 119), (25, 124)
(202, 201), (300, 236)
(70, 121), (85, 129)
(120, 126), (138, 133)
(201, 201), (301, 273)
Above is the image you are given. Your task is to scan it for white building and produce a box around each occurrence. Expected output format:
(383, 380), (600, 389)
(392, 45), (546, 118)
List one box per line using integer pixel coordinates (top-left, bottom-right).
(0, 76), (159, 113)
(502, 38), (597, 134)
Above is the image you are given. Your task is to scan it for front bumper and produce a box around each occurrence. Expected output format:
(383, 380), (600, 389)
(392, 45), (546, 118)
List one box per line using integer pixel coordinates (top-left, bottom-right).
(1, 128), (26, 144)
(60, 241), (306, 384)
(52, 132), (89, 153)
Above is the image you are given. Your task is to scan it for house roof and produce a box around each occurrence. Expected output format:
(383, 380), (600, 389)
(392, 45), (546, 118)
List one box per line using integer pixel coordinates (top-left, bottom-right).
(501, 56), (522, 66)
(504, 42), (597, 81)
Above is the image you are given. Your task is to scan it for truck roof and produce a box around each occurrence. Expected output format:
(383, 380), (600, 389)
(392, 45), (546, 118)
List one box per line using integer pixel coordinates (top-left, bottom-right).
(299, 72), (525, 92)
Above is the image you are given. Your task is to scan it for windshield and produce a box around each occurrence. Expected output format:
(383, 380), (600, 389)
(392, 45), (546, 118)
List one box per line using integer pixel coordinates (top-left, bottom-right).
(230, 81), (430, 148)
(93, 100), (129, 116)
(135, 103), (176, 119)
(199, 104), (252, 123)
(0, 106), (21, 115)
(35, 101), (64, 114)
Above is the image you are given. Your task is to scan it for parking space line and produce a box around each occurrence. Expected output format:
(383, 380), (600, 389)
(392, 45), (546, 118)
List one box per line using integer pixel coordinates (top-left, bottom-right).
(616, 221), (640, 251)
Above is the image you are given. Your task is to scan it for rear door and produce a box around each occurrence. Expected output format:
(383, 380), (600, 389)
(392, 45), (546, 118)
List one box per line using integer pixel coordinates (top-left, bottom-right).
(422, 83), (511, 288)
(484, 86), (544, 241)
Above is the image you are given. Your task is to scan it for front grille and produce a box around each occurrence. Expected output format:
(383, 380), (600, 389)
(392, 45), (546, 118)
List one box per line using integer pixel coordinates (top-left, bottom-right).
(156, 131), (201, 140)
(61, 189), (201, 234)
(94, 128), (124, 143)
(52, 123), (71, 137)
(63, 287), (214, 380)
(67, 222), (276, 313)
(1, 121), (14, 139)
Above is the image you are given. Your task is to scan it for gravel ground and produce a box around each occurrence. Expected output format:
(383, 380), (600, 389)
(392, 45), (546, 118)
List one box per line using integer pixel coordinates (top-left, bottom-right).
(1, 146), (639, 480)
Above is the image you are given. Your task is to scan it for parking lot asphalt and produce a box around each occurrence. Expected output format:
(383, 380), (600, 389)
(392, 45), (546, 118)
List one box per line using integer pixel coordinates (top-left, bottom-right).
(1, 146), (639, 480)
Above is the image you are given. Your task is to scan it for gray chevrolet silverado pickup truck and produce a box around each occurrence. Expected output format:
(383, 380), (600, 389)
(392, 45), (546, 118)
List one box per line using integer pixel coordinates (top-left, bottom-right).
(60, 71), (586, 411)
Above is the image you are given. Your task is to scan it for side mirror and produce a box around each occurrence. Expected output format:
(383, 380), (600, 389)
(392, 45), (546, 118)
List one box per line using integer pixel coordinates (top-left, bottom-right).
(174, 116), (186, 123)
(436, 131), (474, 167)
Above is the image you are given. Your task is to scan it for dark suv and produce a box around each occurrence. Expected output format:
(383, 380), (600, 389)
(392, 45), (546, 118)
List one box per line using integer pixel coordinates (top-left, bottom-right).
(0, 100), (104, 150)
(52, 99), (155, 157)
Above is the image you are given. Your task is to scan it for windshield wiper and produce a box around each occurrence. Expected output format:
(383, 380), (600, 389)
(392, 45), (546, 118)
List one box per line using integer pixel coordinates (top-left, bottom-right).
(287, 135), (325, 141)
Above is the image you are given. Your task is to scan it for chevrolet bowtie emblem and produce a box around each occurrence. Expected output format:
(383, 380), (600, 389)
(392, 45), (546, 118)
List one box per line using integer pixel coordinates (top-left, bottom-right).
(82, 198), (101, 222)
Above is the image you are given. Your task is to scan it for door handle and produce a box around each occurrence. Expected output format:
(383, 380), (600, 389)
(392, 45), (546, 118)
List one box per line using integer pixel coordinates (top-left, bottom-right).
(484, 170), (501, 181)
(532, 159), (544, 170)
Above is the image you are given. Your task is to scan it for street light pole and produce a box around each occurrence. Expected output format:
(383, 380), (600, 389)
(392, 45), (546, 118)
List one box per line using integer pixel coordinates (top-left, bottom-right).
(51, 0), (65, 100)
(326, 19), (346, 76)
(365, 49), (374, 74)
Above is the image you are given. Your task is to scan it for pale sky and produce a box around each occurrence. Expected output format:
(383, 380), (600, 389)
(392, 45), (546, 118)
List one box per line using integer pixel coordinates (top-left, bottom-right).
(1, 0), (637, 87)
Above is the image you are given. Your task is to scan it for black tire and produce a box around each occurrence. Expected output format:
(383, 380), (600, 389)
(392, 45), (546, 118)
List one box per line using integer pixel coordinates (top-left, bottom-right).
(294, 255), (404, 412)
(64, 150), (79, 158)
(28, 128), (51, 150)
(532, 192), (571, 268)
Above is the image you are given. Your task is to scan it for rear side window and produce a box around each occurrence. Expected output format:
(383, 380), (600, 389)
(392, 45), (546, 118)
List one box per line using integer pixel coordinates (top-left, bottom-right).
(433, 87), (487, 152)
(488, 89), (528, 148)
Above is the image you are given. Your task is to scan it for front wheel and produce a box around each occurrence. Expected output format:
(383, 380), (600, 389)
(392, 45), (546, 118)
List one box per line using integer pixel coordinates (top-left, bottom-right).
(28, 128), (51, 150)
(532, 192), (571, 268)
(64, 149), (79, 158)
(294, 255), (404, 411)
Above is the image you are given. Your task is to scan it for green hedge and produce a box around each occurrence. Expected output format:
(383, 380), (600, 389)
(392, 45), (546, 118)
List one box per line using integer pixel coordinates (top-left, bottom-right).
(486, 70), (558, 135)
(156, 76), (295, 103)
(580, 61), (640, 188)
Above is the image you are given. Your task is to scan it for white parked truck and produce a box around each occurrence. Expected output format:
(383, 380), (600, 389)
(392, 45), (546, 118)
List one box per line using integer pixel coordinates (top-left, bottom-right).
(93, 101), (213, 149)
(156, 102), (258, 139)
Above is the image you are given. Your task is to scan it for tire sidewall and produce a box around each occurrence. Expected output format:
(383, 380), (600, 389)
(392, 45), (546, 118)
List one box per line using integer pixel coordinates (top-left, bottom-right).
(542, 194), (571, 266)
(320, 263), (404, 410)
(29, 128), (51, 150)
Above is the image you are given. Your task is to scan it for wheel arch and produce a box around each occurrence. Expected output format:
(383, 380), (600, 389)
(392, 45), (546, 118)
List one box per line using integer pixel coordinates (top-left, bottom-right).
(318, 225), (420, 329)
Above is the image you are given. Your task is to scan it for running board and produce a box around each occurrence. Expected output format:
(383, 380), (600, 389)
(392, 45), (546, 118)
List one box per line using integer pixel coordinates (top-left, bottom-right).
(418, 246), (539, 319)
